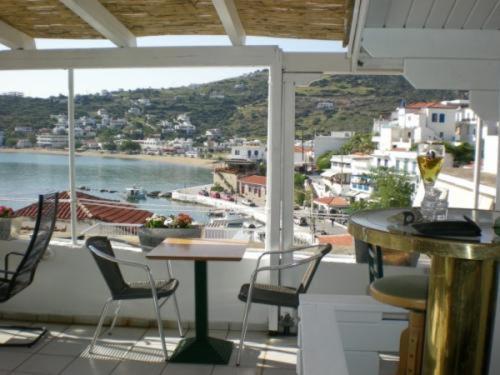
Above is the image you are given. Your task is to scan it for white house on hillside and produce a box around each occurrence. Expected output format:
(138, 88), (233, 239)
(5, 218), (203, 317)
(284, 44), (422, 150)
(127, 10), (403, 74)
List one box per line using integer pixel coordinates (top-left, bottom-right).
(229, 140), (266, 161)
(313, 131), (354, 159)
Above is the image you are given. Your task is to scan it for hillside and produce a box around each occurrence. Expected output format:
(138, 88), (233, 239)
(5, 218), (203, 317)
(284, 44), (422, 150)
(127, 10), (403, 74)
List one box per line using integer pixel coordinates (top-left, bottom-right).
(0, 71), (465, 142)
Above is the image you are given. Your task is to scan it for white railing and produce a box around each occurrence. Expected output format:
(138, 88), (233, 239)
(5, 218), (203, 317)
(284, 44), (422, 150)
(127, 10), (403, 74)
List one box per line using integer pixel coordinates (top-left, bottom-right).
(80, 222), (143, 238)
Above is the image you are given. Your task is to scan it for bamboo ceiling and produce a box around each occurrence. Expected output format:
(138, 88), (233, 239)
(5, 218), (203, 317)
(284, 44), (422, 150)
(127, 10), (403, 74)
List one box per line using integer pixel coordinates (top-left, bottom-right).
(0, 0), (354, 45)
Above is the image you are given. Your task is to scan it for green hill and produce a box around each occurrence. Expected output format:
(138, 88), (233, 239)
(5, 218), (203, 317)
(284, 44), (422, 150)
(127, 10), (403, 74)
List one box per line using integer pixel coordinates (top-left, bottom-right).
(0, 71), (465, 143)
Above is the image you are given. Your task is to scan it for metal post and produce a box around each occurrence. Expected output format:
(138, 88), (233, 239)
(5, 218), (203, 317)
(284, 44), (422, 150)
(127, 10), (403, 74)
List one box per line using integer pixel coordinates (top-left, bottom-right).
(265, 50), (283, 332)
(67, 69), (78, 246)
(472, 117), (483, 209)
(496, 121), (500, 211)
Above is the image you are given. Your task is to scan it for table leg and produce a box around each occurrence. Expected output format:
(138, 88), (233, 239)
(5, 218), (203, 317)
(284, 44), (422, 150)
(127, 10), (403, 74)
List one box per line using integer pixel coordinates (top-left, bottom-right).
(169, 260), (233, 364)
(423, 256), (497, 374)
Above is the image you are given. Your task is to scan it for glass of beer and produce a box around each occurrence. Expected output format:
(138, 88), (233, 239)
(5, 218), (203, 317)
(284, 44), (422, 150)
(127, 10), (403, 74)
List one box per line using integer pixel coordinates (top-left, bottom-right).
(417, 143), (445, 220)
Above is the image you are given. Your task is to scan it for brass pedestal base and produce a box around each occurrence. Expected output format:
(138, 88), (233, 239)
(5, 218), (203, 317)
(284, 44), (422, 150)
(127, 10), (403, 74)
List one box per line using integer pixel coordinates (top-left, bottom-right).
(423, 257), (497, 374)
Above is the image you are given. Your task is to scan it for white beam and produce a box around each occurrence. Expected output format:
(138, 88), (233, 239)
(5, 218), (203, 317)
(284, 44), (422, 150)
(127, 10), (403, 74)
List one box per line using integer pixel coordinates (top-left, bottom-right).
(472, 117), (483, 209)
(470, 91), (500, 123)
(404, 59), (500, 90)
(67, 69), (78, 246)
(0, 46), (277, 70)
(266, 51), (283, 332)
(363, 28), (500, 60)
(0, 20), (35, 50)
(212, 0), (246, 46)
(350, 0), (370, 72)
(283, 52), (350, 73)
(60, 0), (136, 48)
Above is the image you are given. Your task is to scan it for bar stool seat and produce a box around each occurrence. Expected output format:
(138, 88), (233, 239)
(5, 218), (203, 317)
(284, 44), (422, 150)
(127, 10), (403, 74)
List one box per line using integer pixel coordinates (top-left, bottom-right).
(369, 275), (428, 375)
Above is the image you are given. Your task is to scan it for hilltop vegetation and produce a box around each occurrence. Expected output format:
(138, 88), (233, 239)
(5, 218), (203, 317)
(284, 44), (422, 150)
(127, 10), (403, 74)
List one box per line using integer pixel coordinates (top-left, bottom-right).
(0, 71), (465, 141)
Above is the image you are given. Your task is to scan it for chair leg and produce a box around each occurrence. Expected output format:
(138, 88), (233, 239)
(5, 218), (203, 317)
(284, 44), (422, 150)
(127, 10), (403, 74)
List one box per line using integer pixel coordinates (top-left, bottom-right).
(236, 298), (253, 367)
(406, 311), (425, 375)
(152, 293), (168, 361)
(90, 298), (113, 354)
(171, 293), (184, 337)
(106, 301), (122, 336)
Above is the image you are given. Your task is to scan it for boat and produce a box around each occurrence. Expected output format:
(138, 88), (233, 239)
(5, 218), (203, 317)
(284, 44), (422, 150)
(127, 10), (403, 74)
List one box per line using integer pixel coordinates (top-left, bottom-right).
(147, 191), (161, 198)
(210, 211), (246, 226)
(208, 209), (225, 217)
(123, 187), (146, 201)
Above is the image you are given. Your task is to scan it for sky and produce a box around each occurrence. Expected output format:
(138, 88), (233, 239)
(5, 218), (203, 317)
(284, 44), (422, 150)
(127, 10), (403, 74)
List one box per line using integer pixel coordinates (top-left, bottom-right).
(0, 36), (345, 98)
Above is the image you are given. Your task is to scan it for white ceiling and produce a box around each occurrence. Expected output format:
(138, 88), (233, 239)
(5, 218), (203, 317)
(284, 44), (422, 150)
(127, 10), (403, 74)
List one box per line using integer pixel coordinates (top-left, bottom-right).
(365, 0), (500, 30)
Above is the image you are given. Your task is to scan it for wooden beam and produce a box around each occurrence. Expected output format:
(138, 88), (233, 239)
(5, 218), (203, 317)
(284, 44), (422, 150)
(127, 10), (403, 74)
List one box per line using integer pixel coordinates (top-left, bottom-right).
(212, 0), (246, 46)
(0, 20), (35, 50)
(59, 0), (136, 48)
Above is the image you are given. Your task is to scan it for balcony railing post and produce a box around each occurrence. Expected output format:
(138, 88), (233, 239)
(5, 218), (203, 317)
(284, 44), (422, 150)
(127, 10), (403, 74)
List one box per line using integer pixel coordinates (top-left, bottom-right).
(68, 68), (78, 246)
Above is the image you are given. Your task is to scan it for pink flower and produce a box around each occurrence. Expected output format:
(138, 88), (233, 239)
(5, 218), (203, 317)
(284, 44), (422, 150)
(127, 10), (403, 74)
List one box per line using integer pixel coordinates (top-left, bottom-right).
(0, 206), (14, 218)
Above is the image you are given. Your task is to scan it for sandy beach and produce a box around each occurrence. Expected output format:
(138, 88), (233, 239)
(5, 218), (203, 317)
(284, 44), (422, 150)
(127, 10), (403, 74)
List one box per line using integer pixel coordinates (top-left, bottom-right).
(0, 147), (217, 169)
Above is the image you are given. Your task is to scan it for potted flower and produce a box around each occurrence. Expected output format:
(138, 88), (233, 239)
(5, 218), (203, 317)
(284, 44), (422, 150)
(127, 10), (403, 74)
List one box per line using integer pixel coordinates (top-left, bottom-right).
(138, 213), (203, 251)
(0, 206), (14, 240)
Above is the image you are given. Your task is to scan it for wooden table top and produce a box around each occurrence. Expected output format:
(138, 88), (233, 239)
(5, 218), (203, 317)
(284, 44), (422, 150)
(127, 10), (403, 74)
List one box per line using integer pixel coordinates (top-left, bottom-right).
(145, 238), (249, 261)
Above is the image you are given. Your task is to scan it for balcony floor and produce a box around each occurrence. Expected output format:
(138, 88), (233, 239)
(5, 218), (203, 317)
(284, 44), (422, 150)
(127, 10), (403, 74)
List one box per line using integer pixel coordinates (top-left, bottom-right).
(0, 320), (296, 375)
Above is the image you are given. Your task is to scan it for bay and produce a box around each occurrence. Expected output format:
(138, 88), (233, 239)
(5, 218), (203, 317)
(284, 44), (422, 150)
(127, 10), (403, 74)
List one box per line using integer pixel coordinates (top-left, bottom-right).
(0, 152), (212, 222)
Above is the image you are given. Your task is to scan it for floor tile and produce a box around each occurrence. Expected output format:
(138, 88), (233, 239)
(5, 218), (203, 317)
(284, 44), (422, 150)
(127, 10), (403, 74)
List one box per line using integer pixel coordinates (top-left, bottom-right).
(263, 347), (297, 370)
(111, 359), (166, 375)
(262, 368), (296, 375)
(15, 353), (74, 374)
(60, 358), (120, 375)
(38, 337), (91, 357)
(161, 363), (213, 375)
(0, 351), (32, 371)
(212, 366), (262, 375)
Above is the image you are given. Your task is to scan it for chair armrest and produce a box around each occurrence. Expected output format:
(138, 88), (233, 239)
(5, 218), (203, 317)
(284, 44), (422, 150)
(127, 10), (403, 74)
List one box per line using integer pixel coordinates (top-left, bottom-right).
(253, 252), (324, 277)
(4, 251), (24, 278)
(87, 245), (158, 296)
(254, 246), (315, 270)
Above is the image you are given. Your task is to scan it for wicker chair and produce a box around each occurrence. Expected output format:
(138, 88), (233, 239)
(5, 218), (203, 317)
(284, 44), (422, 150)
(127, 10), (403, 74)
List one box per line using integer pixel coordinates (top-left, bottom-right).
(236, 243), (332, 366)
(85, 236), (183, 361)
(0, 192), (59, 347)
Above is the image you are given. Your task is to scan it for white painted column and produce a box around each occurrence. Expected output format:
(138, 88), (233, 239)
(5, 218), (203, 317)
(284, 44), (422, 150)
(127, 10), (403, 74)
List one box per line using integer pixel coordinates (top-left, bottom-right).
(67, 69), (78, 245)
(496, 121), (500, 211)
(472, 117), (483, 209)
(281, 75), (296, 255)
(265, 49), (283, 332)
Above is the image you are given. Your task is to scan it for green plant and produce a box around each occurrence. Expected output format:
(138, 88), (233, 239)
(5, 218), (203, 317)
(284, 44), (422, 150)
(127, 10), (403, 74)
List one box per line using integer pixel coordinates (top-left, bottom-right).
(211, 183), (224, 192)
(0, 206), (14, 218)
(144, 213), (193, 229)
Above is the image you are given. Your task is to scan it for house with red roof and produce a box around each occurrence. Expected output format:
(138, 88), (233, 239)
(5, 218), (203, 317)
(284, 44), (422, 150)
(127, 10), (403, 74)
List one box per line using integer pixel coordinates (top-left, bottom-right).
(238, 175), (267, 205)
(14, 191), (153, 231)
(313, 196), (350, 213)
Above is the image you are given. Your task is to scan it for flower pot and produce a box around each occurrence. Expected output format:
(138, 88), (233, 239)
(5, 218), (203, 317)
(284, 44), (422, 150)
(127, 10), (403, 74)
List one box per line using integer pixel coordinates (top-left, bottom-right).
(0, 218), (12, 240)
(138, 226), (203, 252)
(354, 239), (419, 267)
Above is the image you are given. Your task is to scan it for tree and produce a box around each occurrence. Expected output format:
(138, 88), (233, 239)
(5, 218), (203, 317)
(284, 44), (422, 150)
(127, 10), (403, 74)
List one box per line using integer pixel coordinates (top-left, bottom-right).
(102, 141), (117, 151)
(444, 142), (474, 166)
(316, 151), (335, 171)
(119, 140), (141, 153)
(338, 133), (375, 155)
(348, 167), (414, 213)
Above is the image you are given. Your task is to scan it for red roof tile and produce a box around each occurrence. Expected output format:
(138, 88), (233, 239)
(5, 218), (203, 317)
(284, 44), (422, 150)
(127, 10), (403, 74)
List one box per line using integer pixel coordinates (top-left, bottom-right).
(318, 234), (353, 247)
(294, 146), (313, 153)
(14, 191), (153, 224)
(239, 175), (267, 186)
(406, 101), (459, 110)
(314, 196), (349, 207)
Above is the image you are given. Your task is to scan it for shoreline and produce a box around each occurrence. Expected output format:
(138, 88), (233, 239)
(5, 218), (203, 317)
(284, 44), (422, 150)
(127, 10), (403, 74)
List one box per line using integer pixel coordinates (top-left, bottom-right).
(0, 147), (217, 169)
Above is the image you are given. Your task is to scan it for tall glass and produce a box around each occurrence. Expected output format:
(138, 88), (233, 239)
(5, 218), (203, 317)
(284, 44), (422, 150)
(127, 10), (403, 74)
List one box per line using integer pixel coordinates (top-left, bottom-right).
(417, 143), (445, 220)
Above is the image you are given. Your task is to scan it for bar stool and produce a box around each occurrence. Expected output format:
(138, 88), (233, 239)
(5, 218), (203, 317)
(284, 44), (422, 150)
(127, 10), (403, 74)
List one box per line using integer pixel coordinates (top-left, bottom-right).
(364, 243), (428, 375)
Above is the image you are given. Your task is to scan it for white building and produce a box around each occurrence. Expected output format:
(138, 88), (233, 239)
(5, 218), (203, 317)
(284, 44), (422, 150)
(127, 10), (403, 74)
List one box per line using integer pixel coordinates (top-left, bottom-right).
(16, 139), (32, 148)
(229, 140), (266, 161)
(294, 146), (313, 167)
(313, 131), (354, 160)
(14, 126), (33, 134)
(372, 101), (475, 151)
(139, 138), (165, 153)
(110, 118), (127, 129)
(36, 133), (68, 148)
(128, 107), (141, 115)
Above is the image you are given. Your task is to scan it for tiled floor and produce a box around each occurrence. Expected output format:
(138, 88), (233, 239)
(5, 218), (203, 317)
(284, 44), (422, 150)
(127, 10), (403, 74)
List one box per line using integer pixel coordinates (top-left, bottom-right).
(0, 322), (297, 375)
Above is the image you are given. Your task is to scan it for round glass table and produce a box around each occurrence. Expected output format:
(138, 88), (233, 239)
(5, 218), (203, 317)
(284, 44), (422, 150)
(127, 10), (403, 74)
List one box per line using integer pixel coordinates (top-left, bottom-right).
(349, 208), (500, 375)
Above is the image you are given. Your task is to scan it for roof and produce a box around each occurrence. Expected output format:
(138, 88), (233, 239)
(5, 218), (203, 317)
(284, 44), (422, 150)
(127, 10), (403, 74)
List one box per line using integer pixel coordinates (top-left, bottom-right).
(239, 175), (266, 186)
(14, 191), (153, 224)
(294, 146), (313, 153)
(318, 234), (353, 247)
(314, 196), (349, 207)
(0, 1), (354, 43)
(406, 101), (459, 110)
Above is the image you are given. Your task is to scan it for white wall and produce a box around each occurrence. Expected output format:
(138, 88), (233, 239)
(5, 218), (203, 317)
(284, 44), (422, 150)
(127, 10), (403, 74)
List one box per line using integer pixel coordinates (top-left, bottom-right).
(0, 238), (427, 329)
